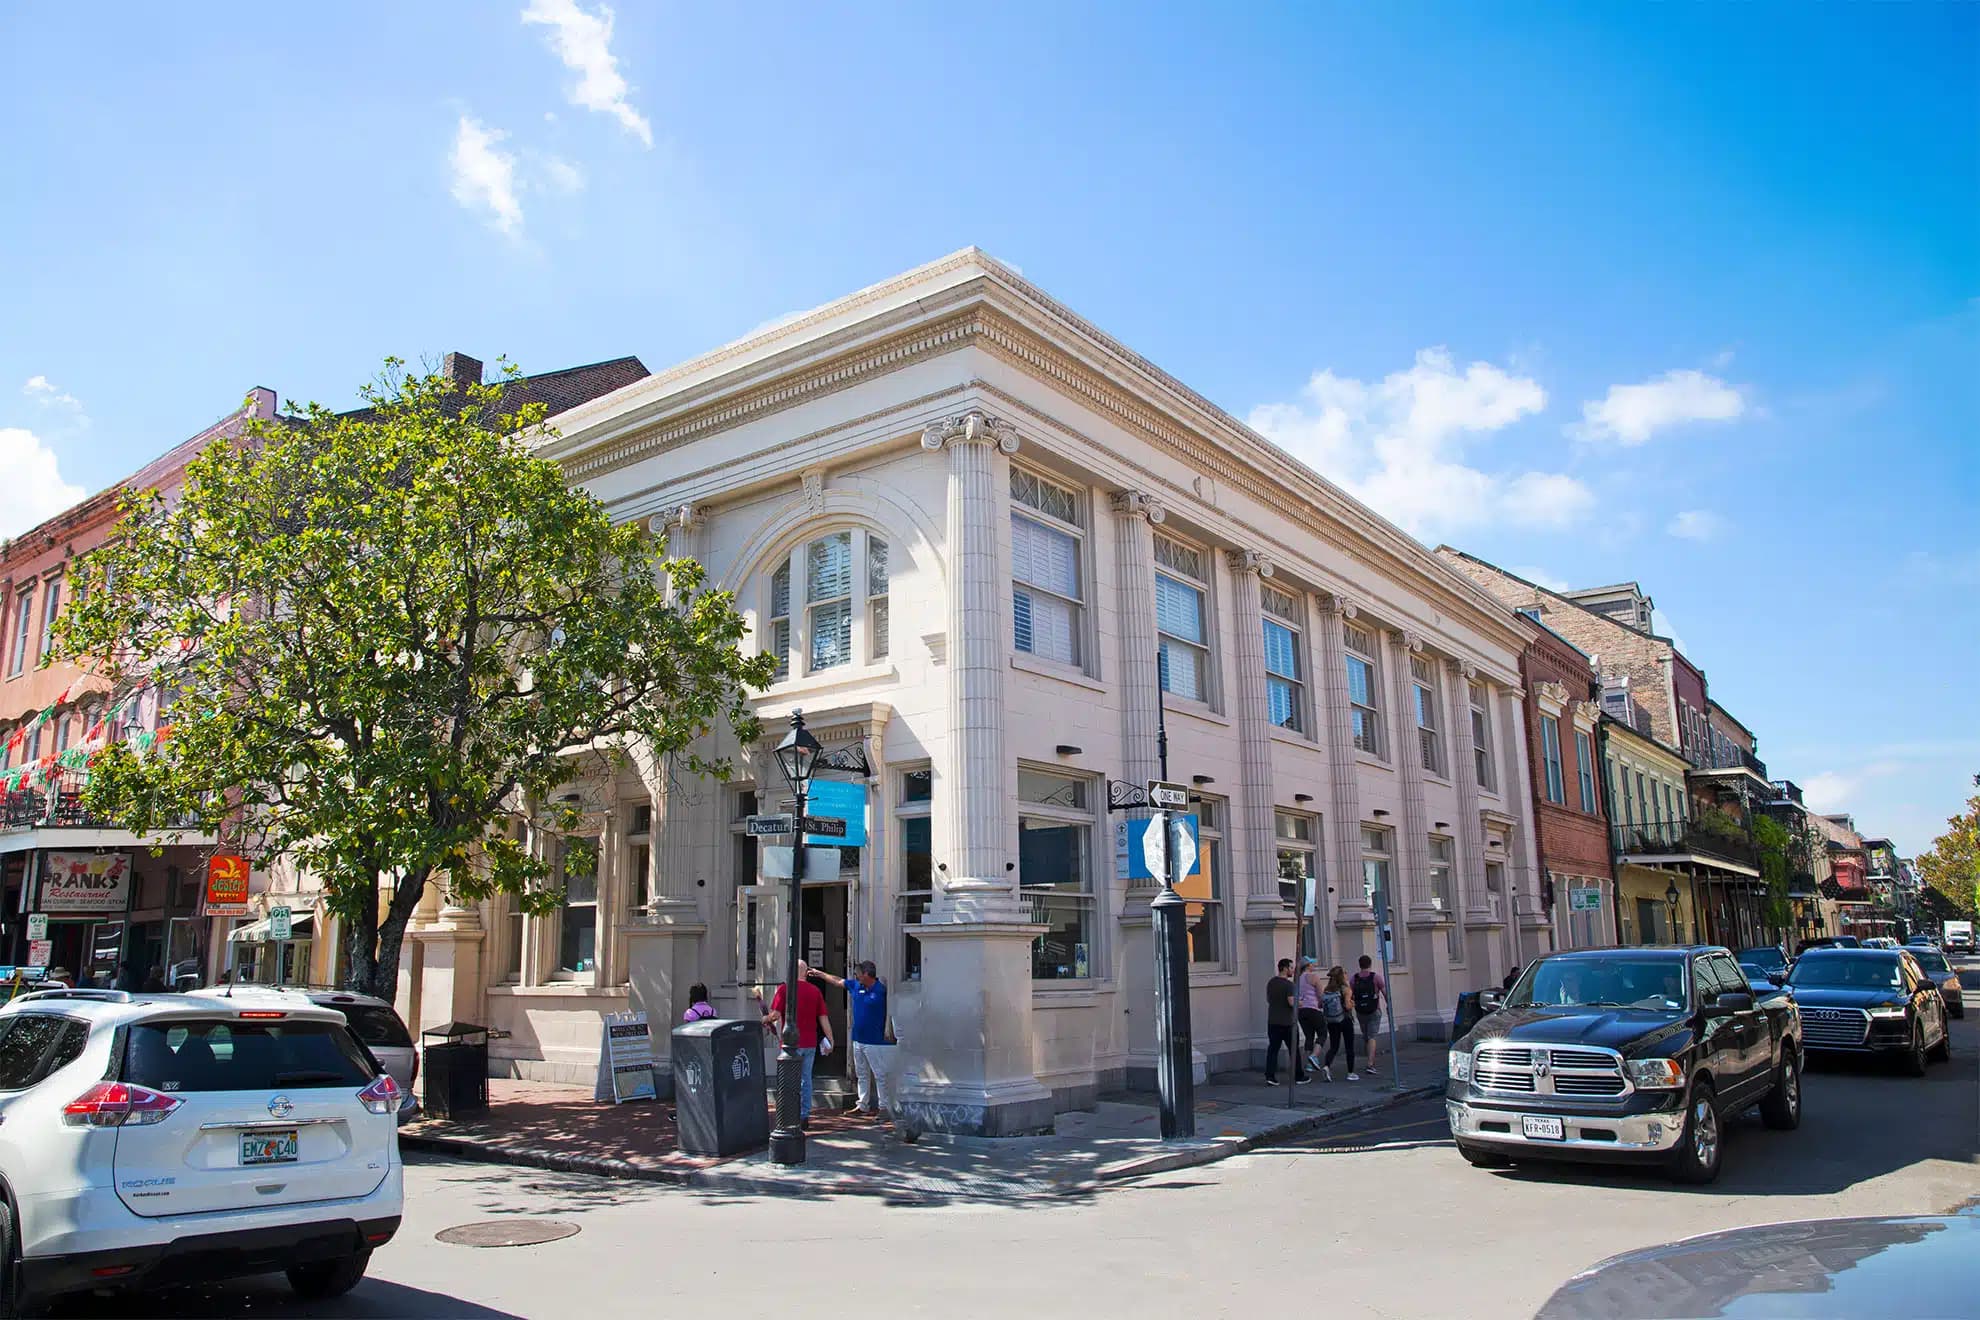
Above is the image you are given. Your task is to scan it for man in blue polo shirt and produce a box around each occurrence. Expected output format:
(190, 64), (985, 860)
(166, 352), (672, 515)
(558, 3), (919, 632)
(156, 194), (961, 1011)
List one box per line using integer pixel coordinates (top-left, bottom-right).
(810, 960), (908, 1135)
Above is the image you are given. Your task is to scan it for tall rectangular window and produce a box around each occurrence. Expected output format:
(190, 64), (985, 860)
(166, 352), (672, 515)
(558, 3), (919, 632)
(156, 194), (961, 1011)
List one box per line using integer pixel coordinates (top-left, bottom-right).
(1636, 772), (1650, 827)
(805, 531), (853, 672)
(38, 577), (60, 660)
(1541, 715), (1566, 804)
(556, 836), (599, 975)
(1430, 835), (1462, 961)
(1344, 624), (1383, 756)
(1276, 811), (1320, 960)
(1575, 730), (1597, 813)
(1179, 799), (1226, 968)
(1622, 770), (1636, 826)
(766, 563), (791, 680)
(1412, 656), (1444, 775)
(867, 537), (890, 660)
(1361, 826), (1401, 965)
(8, 584), (33, 676)
(1663, 781), (1678, 827)
(1018, 768), (1095, 980)
(1011, 469), (1085, 667)
(897, 767), (933, 980)
(1469, 682), (1495, 791)
(1260, 584), (1304, 733)
(1154, 534), (1210, 702)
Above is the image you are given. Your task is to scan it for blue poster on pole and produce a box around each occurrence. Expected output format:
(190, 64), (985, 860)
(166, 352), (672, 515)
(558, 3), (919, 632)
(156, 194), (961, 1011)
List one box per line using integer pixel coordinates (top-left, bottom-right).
(1114, 813), (1200, 881)
(805, 779), (868, 847)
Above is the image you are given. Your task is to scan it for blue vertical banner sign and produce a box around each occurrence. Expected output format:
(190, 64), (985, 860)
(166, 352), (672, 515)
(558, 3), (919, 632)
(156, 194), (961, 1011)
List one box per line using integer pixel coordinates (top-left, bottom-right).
(804, 779), (868, 846)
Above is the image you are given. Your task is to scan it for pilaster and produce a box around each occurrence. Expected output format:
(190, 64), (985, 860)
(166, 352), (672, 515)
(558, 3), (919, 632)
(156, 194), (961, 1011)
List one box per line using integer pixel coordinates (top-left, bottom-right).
(1226, 550), (1282, 920)
(1387, 630), (1434, 919)
(1446, 659), (1492, 927)
(1317, 595), (1370, 923)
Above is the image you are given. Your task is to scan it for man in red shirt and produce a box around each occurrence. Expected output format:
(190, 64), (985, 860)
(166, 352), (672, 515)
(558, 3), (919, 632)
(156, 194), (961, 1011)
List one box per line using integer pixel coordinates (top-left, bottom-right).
(766, 960), (835, 1124)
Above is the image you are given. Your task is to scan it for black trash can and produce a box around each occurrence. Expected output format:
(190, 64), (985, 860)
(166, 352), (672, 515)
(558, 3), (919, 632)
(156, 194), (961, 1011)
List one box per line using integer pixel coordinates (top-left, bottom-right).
(672, 1019), (769, 1157)
(1451, 991), (1486, 1045)
(422, 1021), (491, 1118)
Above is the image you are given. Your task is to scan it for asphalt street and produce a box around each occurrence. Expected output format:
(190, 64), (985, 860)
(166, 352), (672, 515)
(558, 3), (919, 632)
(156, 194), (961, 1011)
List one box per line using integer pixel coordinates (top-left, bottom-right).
(44, 960), (1980, 1320)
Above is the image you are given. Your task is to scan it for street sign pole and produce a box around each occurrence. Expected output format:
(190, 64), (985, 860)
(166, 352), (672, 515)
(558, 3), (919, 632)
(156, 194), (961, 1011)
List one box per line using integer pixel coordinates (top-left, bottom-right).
(1149, 656), (1196, 1140)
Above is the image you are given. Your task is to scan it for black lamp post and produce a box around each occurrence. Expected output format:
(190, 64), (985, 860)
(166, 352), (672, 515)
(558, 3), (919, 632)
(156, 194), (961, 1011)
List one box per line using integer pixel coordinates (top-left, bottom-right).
(1666, 879), (1683, 943)
(768, 709), (822, 1166)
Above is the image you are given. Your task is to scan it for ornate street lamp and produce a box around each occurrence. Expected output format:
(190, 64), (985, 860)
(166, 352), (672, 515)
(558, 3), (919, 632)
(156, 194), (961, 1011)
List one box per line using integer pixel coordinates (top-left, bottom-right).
(1666, 879), (1683, 944)
(768, 709), (822, 1166)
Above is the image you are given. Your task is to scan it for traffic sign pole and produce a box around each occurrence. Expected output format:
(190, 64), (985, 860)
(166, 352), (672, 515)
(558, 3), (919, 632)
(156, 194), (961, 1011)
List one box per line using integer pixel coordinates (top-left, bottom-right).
(1148, 653), (1196, 1140)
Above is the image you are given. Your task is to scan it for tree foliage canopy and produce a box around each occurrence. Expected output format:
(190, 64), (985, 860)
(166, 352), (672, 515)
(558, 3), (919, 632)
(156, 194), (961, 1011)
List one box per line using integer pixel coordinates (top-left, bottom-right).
(1916, 778), (1980, 923)
(54, 361), (774, 994)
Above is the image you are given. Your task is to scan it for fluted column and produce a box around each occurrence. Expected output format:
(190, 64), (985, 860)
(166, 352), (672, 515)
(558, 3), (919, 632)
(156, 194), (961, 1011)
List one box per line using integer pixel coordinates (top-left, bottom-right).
(1317, 596), (1369, 919)
(922, 410), (1021, 920)
(650, 502), (706, 579)
(1387, 630), (1434, 917)
(1227, 551), (1281, 913)
(1497, 685), (1545, 960)
(1447, 659), (1491, 925)
(1109, 491), (1166, 804)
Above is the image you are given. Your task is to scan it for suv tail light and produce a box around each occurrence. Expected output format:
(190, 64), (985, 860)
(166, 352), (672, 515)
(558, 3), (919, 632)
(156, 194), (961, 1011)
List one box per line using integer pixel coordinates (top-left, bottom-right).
(358, 1074), (401, 1115)
(63, 1081), (183, 1128)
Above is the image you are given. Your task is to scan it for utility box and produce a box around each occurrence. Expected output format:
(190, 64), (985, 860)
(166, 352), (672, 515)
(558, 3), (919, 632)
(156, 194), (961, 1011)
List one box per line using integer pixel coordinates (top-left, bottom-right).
(671, 1019), (769, 1157)
(421, 1021), (491, 1118)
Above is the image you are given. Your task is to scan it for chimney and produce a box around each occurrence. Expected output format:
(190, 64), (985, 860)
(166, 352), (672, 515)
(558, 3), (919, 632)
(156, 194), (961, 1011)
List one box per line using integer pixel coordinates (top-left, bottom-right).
(441, 353), (483, 387)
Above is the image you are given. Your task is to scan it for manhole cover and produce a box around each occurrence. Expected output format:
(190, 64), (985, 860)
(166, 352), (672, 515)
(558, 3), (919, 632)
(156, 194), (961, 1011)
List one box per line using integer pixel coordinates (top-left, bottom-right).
(436, 1219), (581, 1248)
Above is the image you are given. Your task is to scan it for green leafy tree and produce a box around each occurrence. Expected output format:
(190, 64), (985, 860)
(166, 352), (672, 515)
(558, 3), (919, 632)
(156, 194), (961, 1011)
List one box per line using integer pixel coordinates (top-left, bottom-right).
(53, 362), (774, 997)
(1752, 813), (1796, 933)
(1916, 777), (1980, 924)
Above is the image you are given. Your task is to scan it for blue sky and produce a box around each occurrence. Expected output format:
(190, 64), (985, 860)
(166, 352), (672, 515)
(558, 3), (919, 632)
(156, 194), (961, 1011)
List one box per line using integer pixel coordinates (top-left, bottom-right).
(2, 4), (1974, 852)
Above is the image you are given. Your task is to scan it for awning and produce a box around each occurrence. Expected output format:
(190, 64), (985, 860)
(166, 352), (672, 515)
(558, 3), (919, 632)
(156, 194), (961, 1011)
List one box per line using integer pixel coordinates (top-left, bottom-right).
(228, 913), (314, 943)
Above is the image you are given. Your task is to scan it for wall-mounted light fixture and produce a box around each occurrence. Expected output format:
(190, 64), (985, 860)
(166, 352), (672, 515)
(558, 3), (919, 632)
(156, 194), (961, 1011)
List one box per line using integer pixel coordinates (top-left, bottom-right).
(1055, 744), (1082, 757)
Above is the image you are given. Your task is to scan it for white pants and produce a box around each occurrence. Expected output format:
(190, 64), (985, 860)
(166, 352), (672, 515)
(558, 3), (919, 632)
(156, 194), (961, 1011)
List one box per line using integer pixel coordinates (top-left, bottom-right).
(851, 1040), (897, 1113)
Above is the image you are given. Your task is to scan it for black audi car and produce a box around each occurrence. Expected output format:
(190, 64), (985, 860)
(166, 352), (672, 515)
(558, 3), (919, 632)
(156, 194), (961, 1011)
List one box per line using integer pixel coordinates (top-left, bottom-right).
(1785, 947), (1952, 1075)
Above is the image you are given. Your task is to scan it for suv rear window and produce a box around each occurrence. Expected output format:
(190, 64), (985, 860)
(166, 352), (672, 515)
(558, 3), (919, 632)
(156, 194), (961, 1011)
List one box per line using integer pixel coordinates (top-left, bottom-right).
(124, 1019), (375, 1093)
(335, 1004), (413, 1049)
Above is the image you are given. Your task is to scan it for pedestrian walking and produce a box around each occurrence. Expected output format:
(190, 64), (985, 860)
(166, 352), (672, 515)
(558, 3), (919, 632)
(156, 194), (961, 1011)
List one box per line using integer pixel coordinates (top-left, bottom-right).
(1351, 954), (1390, 1075)
(764, 960), (834, 1126)
(1318, 964), (1359, 1081)
(681, 982), (717, 1022)
(809, 960), (910, 1139)
(1264, 958), (1309, 1085)
(1296, 958), (1327, 1070)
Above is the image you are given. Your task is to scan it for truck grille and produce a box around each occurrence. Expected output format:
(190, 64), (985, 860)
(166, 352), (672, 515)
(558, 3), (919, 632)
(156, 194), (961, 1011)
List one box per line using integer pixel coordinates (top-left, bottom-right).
(1472, 1044), (1629, 1099)
(1800, 1008), (1869, 1047)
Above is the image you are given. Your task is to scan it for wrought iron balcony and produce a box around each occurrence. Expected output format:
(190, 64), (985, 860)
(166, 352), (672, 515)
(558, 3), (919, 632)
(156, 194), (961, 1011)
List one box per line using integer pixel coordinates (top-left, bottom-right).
(1611, 818), (1758, 870)
(1, 770), (117, 830)
(1699, 743), (1769, 777)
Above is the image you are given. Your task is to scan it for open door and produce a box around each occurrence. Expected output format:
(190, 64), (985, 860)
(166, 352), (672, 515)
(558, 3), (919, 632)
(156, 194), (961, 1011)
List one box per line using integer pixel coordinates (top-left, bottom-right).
(736, 884), (786, 1015)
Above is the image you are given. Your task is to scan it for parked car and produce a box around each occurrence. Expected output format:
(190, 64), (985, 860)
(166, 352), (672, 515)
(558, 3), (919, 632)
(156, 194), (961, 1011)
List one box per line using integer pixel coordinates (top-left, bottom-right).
(1862, 936), (1900, 950)
(1446, 945), (1804, 1184)
(1735, 944), (1790, 988)
(1796, 935), (1861, 956)
(1906, 947), (1965, 1019)
(190, 986), (419, 1119)
(1785, 948), (1951, 1074)
(0, 987), (401, 1314)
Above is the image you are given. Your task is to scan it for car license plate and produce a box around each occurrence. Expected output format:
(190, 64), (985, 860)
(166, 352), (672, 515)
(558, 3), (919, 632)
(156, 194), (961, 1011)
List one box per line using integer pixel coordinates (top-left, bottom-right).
(1521, 1115), (1566, 1141)
(241, 1130), (298, 1165)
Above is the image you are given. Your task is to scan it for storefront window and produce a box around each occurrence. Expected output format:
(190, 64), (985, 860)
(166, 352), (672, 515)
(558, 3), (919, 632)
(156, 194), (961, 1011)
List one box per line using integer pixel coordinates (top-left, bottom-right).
(1276, 810), (1321, 962)
(1430, 835), (1461, 962)
(1361, 826), (1401, 966)
(897, 768), (933, 980)
(1179, 799), (1225, 968)
(1019, 769), (1094, 980)
(557, 836), (599, 975)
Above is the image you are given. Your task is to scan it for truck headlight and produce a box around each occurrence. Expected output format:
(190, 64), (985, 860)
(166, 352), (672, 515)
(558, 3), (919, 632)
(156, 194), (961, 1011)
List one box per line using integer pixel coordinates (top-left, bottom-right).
(1624, 1058), (1685, 1089)
(1447, 1049), (1471, 1082)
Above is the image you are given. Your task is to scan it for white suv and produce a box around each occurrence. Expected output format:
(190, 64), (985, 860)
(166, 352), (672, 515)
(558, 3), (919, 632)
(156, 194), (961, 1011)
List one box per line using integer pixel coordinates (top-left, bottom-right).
(0, 988), (402, 1315)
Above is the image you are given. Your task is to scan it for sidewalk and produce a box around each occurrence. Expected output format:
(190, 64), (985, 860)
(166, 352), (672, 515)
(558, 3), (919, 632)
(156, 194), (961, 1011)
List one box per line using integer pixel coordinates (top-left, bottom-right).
(397, 1036), (1448, 1204)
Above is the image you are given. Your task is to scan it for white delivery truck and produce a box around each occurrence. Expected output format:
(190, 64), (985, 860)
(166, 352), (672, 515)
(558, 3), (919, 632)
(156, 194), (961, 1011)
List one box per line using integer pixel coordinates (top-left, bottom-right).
(1943, 920), (1974, 954)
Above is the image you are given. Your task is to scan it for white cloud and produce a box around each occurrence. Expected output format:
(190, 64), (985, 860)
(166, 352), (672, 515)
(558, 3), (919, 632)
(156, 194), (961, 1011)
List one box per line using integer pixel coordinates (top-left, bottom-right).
(450, 116), (523, 234)
(1577, 369), (1746, 445)
(1248, 347), (1589, 537)
(1802, 762), (1903, 813)
(1667, 509), (1726, 542)
(0, 428), (85, 539)
(522, 0), (652, 147)
(540, 155), (585, 194)
(22, 376), (82, 413)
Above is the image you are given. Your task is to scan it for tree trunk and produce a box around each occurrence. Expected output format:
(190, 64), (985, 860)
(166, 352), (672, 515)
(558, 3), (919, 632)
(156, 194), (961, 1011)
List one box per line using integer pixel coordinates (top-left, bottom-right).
(357, 864), (432, 1003)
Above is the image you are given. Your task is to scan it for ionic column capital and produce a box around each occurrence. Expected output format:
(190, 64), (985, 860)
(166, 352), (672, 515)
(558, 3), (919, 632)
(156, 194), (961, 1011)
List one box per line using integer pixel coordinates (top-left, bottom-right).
(1225, 548), (1275, 579)
(1389, 628), (1424, 653)
(921, 409), (1020, 454)
(1320, 593), (1360, 620)
(1445, 657), (1477, 681)
(1108, 489), (1167, 524)
(647, 502), (704, 538)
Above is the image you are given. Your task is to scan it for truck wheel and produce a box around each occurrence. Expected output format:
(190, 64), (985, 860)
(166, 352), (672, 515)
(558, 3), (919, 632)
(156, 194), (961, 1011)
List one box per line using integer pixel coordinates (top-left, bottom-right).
(1667, 1082), (1722, 1184)
(1903, 1023), (1928, 1076)
(1759, 1048), (1801, 1130)
(1457, 1141), (1510, 1168)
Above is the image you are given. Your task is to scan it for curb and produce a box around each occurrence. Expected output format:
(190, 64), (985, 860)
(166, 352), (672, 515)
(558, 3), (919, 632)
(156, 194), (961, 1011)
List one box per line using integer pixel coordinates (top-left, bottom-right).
(400, 1082), (1446, 1200)
(1090, 1082), (1445, 1183)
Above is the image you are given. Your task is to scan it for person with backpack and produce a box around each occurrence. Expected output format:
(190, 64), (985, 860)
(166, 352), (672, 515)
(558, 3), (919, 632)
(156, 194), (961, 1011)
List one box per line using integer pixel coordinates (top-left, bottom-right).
(1317, 964), (1359, 1081)
(1351, 954), (1389, 1075)
(1296, 958), (1327, 1070)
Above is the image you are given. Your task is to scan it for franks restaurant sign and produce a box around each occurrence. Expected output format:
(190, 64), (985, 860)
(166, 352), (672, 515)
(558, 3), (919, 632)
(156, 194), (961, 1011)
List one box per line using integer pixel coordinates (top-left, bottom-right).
(41, 851), (133, 915)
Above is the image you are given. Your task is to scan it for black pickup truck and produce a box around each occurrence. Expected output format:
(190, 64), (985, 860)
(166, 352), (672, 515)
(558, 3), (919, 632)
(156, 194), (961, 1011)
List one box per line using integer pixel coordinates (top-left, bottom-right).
(1445, 945), (1804, 1183)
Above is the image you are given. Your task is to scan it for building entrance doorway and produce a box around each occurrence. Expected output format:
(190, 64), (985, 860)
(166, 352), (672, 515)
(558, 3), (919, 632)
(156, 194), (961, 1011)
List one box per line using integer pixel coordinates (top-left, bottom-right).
(800, 882), (850, 1079)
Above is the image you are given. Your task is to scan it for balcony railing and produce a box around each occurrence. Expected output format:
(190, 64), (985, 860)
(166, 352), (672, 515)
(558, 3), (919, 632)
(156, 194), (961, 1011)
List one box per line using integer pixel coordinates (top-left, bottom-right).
(1, 770), (117, 830)
(1612, 818), (1758, 870)
(1699, 743), (1769, 778)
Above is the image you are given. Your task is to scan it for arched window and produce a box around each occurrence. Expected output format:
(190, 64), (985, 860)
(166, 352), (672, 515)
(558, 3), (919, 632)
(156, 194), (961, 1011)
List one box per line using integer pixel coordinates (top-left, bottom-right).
(762, 528), (890, 681)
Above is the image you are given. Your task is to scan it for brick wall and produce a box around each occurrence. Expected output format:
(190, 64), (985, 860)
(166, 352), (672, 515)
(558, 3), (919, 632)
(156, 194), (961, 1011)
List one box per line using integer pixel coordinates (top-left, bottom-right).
(1521, 628), (1613, 883)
